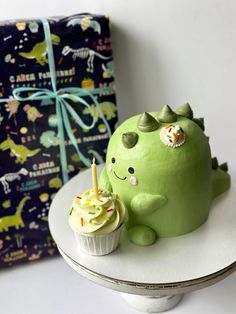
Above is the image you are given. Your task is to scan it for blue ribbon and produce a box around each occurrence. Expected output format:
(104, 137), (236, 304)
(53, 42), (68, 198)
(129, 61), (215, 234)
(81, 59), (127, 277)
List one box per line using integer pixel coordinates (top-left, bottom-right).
(0, 18), (112, 183)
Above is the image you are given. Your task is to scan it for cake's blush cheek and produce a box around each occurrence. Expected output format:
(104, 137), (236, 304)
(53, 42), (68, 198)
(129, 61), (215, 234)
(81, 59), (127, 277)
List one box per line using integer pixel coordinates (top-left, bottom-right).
(108, 164), (112, 172)
(130, 176), (138, 186)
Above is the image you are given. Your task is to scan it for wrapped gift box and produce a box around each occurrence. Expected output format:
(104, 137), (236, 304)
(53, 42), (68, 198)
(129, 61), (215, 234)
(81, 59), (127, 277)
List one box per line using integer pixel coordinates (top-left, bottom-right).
(0, 13), (117, 267)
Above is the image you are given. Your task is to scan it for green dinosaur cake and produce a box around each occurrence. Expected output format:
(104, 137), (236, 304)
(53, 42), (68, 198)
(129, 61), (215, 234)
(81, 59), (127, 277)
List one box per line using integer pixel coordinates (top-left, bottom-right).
(99, 104), (231, 246)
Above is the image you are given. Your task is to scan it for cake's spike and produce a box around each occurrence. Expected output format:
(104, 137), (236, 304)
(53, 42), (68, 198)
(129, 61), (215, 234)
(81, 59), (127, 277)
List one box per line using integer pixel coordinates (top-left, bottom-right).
(176, 103), (193, 119)
(137, 112), (159, 132)
(212, 157), (219, 169)
(122, 132), (139, 149)
(193, 118), (205, 131)
(158, 105), (177, 123)
(219, 162), (228, 172)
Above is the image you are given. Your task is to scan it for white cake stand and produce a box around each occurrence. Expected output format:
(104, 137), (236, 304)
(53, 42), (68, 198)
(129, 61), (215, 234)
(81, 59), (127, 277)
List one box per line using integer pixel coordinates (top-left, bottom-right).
(49, 165), (236, 313)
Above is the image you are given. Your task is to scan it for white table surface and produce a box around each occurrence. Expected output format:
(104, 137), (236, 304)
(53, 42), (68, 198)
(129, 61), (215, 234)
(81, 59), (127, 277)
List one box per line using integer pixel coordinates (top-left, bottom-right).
(0, 256), (235, 314)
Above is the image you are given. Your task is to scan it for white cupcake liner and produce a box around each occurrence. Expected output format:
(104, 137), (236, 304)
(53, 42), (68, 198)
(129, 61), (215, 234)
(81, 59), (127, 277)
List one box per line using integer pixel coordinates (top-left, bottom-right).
(74, 224), (123, 256)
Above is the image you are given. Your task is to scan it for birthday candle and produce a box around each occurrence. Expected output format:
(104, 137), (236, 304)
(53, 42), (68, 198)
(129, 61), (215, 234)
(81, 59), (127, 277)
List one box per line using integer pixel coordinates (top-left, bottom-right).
(92, 158), (99, 199)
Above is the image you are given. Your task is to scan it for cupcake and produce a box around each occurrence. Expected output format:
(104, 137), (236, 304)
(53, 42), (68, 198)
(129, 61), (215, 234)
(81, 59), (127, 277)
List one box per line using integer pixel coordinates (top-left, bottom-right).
(69, 188), (126, 255)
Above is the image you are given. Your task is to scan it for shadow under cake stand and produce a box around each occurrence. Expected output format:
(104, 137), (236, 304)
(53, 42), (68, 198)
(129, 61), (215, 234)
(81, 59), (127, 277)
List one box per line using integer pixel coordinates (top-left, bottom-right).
(49, 165), (236, 313)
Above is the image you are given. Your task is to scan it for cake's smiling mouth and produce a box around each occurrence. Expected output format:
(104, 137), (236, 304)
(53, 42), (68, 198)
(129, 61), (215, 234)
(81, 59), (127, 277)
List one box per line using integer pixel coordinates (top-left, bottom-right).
(114, 171), (127, 181)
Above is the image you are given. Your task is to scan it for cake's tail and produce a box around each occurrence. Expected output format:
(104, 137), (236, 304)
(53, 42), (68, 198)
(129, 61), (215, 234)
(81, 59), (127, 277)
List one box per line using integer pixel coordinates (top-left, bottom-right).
(212, 157), (231, 199)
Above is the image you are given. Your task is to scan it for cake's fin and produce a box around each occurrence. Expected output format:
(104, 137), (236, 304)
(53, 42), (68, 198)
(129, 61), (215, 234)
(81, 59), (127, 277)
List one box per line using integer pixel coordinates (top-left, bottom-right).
(193, 118), (205, 131)
(122, 132), (139, 148)
(158, 105), (177, 123)
(131, 193), (167, 216)
(176, 103), (193, 119)
(219, 162), (228, 172)
(212, 157), (219, 169)
(212, 165), (231, 199)
(137, 112), (159, 132)
(99, 166), (112, 192)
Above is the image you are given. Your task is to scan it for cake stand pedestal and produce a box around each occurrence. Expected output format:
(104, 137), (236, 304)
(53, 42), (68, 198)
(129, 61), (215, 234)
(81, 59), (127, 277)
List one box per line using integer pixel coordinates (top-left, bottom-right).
(121, 293), (183, 313)
(49, 165), (236, 313)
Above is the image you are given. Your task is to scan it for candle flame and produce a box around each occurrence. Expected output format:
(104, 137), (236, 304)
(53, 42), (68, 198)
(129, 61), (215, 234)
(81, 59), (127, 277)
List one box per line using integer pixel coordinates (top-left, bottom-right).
(92, 157), (96, 164)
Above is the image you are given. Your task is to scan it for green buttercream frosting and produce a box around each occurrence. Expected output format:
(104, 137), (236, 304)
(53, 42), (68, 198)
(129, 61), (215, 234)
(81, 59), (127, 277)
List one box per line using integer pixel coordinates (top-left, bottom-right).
(128, 225), (157, 246)
(158, 105), (177, 123)
(69, 189), (126, 235)
(122, 132), (138, 149)
(137, 112), (159, 132)
(176, 103), (193, 119)
(99, 110), (231, 245)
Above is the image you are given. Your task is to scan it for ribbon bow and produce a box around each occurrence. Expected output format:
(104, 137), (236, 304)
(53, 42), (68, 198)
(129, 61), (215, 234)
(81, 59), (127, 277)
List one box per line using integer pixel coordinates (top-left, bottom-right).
(0, 18), (112, 183)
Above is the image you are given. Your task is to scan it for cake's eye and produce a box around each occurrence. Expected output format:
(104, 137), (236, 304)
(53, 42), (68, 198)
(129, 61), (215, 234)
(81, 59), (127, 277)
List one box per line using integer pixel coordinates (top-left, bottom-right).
(128, 167), (134, 174)
(111, 157), (116, 164)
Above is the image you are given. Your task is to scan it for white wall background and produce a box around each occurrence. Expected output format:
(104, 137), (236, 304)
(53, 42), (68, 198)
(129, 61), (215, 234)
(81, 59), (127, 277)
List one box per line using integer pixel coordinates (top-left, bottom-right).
(0, 0), (235, 180)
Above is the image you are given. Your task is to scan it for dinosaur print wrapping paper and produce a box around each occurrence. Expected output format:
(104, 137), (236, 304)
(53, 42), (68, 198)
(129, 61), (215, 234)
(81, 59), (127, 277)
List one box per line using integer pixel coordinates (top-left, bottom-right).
(0, 14), (118, 267)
